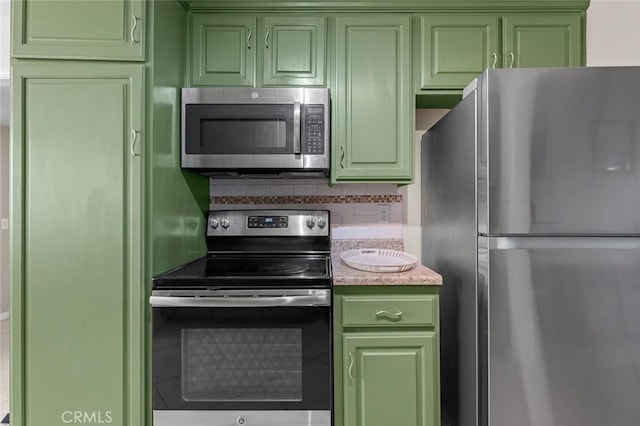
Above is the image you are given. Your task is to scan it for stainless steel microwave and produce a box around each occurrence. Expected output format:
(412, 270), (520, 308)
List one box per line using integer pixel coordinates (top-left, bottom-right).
(181, 87), (330, 178)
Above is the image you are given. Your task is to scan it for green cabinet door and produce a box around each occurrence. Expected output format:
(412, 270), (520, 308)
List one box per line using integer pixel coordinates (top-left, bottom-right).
(12, 0), (145, 60)
(503, 13), (584, 68)
(262, 16), (326, 86)
(11, 62), (144, 426)
(190, 14), (256, 86)
(333, 15), (413, 182)
(418, 14), (499, 90)
(343, 332), (439, 426)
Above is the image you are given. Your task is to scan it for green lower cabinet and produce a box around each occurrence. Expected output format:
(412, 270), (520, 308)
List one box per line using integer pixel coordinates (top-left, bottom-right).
(11, 61), (144, 426)
(332, 15), (413, 183)
(344, 332), (439, 426)
(334, 287), (441, 426)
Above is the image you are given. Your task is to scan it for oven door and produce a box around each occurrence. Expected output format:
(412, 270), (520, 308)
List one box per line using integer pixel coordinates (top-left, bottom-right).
(150, 289), (332, 426)
(182, 103), (304, 170)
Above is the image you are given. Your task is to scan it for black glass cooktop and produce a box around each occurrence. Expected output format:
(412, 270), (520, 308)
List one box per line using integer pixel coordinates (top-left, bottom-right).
(153, 253), (332, 289)
(205, 255), (329, 278)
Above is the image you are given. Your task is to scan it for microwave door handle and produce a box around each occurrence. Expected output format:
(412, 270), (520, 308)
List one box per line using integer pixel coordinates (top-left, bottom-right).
(293, 102), (301, 155)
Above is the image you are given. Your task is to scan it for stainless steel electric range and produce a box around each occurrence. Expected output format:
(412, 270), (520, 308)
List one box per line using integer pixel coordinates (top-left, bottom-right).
(151, 209), (332, 426)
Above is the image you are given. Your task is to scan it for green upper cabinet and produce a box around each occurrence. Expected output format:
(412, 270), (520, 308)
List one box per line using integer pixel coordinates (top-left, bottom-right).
(190, 13), (326, 87)
(262, 16), (326, 86)
(11, 62), (144, 426)
(417, 14), (499, 90)
(190, 14), (257, 86)
(12, 0), (145, 60)
(417, 12), (584, 91)
(503, 13), (583, 68)
(332, 15), (413, 183)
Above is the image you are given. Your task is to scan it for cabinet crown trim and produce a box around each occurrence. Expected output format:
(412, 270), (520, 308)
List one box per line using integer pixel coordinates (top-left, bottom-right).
(184, 0), (589, 12)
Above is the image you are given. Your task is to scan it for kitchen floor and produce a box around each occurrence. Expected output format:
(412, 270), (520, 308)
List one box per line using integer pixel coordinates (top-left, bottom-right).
(1, 319), (8, 419)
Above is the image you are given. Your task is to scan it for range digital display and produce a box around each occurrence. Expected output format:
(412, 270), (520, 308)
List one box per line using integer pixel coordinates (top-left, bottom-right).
(248, 216), (288, 228)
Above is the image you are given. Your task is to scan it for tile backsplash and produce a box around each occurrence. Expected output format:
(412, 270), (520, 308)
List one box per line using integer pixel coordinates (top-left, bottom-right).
(210, 179), (403, 239)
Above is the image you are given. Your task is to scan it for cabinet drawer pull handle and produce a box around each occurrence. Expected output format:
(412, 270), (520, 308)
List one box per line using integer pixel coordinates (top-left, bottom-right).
(247, 28), (252, 49)
(491, 53), (497, 69)
(348, 352), (355, 381)
(376, 310), (403, 320)
(340, 146), (345, 168)
(131, 14), (140, 44)
(130, 129), (140, 156)
(509, 52), (515, 69)
(265, 25), (270, 48)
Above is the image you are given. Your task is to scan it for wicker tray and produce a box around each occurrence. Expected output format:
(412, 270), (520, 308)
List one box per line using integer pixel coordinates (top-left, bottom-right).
(339, 248), (417, 273)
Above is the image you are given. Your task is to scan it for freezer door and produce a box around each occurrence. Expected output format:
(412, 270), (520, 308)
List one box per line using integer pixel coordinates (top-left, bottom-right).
(482, 237), (640, 426)
(479, 67), (640, 234)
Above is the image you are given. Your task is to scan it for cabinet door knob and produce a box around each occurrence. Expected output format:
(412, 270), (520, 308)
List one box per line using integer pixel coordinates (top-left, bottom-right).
(265, 25), (270, 48)
(376, 310), (403, 320)
(509, 52), (515, 69)
(340, 146), (345, 169)
(491, 53), (497, 69)
(247, 27), (252, 49)
(131, 14), (140, 45)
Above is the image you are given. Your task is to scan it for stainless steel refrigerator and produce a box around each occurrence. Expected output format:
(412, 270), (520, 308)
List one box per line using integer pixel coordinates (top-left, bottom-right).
(422, 66), (640, 426)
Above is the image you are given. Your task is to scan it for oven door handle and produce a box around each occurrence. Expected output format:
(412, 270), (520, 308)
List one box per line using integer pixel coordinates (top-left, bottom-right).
(149, 293), (330, 308)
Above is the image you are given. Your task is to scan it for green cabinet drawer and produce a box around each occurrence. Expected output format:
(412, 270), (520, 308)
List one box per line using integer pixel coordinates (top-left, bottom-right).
(342, 295), (437, 327)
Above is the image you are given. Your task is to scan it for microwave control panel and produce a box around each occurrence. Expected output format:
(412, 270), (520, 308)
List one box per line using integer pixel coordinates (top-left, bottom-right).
(303, 105), (325, 155)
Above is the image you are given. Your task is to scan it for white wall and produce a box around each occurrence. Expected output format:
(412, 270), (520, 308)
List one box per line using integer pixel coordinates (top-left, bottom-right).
(0, 0), (9, 79)
(0, 0), (8, 316)
(587, 0), (640, 66)
(0, 125), (7, 314)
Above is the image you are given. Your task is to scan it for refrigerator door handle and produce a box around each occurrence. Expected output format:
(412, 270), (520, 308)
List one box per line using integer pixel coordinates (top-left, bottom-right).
(487, 236), (640, 250)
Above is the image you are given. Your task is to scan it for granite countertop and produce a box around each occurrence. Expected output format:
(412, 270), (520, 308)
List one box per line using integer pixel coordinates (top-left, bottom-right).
(331, 239), (442, 286)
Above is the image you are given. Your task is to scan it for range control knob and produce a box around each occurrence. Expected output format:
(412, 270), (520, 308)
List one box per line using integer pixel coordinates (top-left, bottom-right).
(221, 218), (230, 229)
(306, 217), (316, 229)
(317, 218), (327, 229)
(236, 416), (248, 425)
(209, 218), (219, 229)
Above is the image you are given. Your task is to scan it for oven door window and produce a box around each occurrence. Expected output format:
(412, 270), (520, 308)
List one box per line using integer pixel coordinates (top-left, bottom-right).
(184, 104), (294, 155)
(182, 328), (302, 402)
(152, 306), (331, 411)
